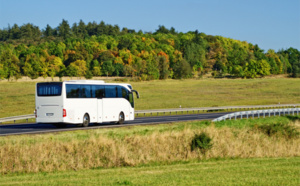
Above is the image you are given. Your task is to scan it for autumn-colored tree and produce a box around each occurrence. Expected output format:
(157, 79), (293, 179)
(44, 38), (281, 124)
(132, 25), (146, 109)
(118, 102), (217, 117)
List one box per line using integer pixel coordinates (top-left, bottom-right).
(66, 60), (87, 77)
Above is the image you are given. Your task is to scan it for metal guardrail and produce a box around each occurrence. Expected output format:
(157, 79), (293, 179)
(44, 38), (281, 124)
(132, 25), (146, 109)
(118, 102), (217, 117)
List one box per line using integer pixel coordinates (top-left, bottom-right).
(0, 114), (35, 123)
(212, 108), (300, 122)
(0, 104), (299, 124)
(135, 104), (300, 116)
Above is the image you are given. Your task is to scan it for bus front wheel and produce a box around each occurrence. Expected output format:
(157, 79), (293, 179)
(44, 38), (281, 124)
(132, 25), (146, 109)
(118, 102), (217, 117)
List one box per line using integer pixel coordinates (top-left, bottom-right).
(82, 114), (90, 127)
(118, 112), (125, 124)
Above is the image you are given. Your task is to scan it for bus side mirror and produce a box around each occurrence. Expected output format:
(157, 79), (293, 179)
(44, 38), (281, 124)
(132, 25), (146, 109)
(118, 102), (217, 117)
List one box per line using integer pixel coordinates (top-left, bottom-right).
(132, 90), (140, 99)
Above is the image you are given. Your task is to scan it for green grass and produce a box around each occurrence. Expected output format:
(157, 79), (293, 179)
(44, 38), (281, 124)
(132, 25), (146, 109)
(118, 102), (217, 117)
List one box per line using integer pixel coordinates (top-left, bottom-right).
(1, 116), (299, 175)
(1, 157), (299, 185)
(1, 78), (300, 118)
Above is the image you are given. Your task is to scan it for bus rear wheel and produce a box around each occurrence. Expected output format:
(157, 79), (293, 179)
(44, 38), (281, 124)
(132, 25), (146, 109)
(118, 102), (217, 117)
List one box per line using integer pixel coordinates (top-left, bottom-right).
(82, 114), (90, 127)
(118, 112), (125, 124)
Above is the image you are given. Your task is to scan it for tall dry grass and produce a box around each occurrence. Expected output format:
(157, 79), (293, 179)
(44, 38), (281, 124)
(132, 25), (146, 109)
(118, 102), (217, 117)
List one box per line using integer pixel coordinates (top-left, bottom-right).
(0, 123), (299, 174)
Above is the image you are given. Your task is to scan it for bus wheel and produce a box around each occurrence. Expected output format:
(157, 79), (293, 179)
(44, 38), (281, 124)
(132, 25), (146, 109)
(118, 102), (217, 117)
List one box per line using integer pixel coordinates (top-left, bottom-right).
(118, 112), (125, 124)
(82, 114), (90, 127)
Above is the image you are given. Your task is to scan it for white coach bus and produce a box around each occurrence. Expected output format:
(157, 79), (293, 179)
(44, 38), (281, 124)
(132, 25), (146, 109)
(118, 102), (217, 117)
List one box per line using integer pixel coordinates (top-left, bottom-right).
(35, 80), (139, 127)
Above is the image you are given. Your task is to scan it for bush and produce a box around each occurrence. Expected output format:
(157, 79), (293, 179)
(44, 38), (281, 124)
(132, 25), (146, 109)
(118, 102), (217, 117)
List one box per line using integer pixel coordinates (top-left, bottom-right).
(191, 132), (213, 154)
(256, 123), (299, 139)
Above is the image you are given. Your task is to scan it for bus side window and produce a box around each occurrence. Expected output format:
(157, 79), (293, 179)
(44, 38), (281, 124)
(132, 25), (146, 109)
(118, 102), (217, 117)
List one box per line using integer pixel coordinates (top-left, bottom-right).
(81, 85), (91, 98)
(122, 88), (128, 99)
(66, 84), (81, 98)
(94, 85), (104, 98)
(105, 86), (117, 98)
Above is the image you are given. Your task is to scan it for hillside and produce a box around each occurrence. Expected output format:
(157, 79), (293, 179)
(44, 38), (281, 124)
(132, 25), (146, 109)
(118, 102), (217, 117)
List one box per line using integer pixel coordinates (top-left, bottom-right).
(0, 20), (300, 80)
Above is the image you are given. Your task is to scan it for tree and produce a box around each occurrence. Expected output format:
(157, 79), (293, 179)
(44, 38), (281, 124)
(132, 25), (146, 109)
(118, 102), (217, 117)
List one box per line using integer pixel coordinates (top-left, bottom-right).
(20, 23), (41, 39)
(173, 59), (192, 79)
(58, 19), (71, 39)
(66, 60), (87, 77)
(157, 56), (169, 79)
(44, 24), (54, 37)
(102, 60), (115, 76)
(0, 49), (21, 80)
(47, 56), (65, 78)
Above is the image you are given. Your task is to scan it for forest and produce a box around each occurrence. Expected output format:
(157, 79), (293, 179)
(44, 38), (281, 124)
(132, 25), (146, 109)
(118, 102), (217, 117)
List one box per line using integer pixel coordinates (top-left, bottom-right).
(0, 19), (300, 80)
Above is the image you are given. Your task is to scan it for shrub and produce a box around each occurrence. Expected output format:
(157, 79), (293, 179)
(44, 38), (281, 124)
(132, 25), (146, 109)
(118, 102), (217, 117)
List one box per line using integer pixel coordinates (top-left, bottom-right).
(256, 123), (299, 139)
(190, 132), (213, 154)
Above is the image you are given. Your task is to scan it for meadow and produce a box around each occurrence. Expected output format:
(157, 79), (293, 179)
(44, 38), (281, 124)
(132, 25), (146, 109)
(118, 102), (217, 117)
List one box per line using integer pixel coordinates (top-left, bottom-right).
(0, 78), (299, 185)
(1, 158), (299, 185)
(1, 77), (300, 118)
(0, 116), (299, 175)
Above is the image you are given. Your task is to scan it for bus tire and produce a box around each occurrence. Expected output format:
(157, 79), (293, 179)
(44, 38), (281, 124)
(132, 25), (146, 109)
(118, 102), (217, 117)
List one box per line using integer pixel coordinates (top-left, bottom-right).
(118, 112), (125, 124)
(82, 114), (90, 127)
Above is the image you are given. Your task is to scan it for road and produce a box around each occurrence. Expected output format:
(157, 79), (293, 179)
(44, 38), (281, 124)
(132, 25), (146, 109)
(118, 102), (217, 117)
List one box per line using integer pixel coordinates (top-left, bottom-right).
(0, 112), (230, 136)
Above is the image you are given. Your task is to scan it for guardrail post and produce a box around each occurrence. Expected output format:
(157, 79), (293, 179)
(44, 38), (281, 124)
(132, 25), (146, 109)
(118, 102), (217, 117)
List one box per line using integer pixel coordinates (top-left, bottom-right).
(26, 118), (28, 123)
(269, 110), (271, 117)
(14, 120), (16, 124)
(246, 112), (248, 119)
(234, 113), (237, 120)
(252, 111), (254, 119)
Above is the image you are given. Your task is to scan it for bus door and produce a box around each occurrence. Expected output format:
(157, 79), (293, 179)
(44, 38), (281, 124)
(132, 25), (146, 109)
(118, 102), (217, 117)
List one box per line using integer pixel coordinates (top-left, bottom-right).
(94, 85), (105, 123)
(97, 99), (103, 123)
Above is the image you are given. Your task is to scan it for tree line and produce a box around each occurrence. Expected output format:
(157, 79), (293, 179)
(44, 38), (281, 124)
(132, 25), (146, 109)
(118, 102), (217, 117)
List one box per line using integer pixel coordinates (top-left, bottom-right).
(0, 19), (299, 80)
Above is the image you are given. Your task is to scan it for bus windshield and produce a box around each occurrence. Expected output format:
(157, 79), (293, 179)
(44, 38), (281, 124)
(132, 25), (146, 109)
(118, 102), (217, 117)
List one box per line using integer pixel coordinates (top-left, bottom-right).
(37, 82), (62, 96)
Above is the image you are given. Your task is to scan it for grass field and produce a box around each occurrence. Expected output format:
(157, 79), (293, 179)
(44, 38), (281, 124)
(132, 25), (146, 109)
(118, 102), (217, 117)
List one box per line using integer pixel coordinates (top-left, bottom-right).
(0, 116), (299, 175)
(1, 77), (300, 118)
(1, 157), (299, 185)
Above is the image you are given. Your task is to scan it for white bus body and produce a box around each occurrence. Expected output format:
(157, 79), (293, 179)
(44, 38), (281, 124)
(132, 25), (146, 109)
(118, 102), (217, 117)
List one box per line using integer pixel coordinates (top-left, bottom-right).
(35, 80), (139, 127)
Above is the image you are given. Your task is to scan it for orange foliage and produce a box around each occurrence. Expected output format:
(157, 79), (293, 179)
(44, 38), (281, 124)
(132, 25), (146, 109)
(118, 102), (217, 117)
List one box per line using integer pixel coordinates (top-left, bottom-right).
(157, 51), (169, 62)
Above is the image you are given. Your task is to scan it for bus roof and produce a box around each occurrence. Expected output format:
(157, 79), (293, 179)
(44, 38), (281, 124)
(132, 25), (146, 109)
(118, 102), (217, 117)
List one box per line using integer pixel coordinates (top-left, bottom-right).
(65, 80), (105, 84)
(37, 80), (133, 90)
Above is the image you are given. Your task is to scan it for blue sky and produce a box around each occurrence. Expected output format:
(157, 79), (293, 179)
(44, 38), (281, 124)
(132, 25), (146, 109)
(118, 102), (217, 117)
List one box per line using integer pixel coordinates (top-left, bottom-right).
(0, 0), (299, 51)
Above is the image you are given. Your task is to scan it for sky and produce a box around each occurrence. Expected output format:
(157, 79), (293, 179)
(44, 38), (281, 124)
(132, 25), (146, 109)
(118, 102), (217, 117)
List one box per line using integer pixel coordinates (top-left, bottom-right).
(0, 0), (299, 52)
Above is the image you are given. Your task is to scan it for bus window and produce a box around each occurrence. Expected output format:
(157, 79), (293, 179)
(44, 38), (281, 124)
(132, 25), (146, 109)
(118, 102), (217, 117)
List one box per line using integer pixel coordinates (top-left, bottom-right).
(66, 84), (81, 98)
(122, 88), (128, 99)
(129, 92), (134, 108)
(93, 85), (105, 98)
(37, 82), (62, 96)
(81, 85), (91, 98)
(105, 86), (117, 98)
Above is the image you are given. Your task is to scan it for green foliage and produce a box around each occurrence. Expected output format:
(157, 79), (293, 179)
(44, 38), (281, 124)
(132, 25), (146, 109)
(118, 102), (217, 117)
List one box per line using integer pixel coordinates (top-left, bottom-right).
(0, 21), (299, 80)
(190, 132), (213, 154)
(254, 123), (299, 139)
(173, 59), (192, 79)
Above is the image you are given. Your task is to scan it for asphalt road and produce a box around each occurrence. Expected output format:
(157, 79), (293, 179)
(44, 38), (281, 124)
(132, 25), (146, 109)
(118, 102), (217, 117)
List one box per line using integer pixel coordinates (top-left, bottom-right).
(0, 112), (231, 136)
